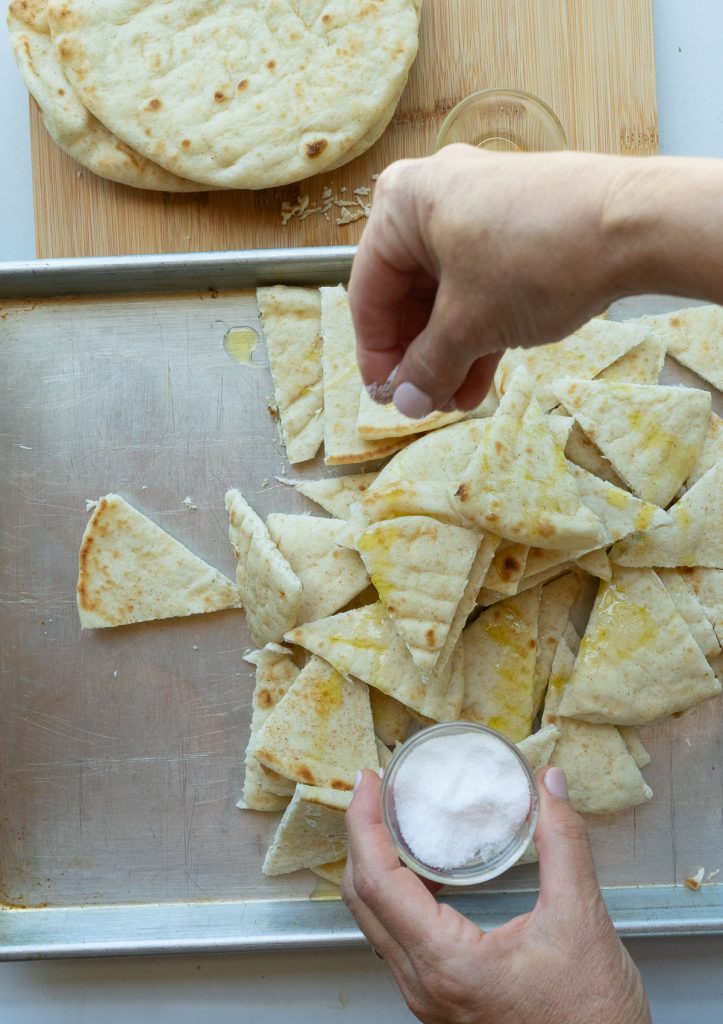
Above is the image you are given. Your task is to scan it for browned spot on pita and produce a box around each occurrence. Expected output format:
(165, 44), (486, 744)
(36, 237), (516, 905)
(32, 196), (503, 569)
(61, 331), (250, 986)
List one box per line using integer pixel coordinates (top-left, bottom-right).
(426, 627), (436, 649)
(146, 98), (162, 112)
(331, 779), (352, 790)
(669, 316), (681, 328)
(495, 440), (504, 454)
(485, 513), (499, 524)
(266, 60), (276, 70)
(306, 139), (328, 158)
(57, 87), (65, 96)
(501, 556), (521, 579)
(537, 520), (555, 538)
(297, 765), (313, 783)
(528, 639), (537, 649)
(258, 689), (273, 708)
(456, 482), (469, 502)
(181, 139), (191, 149)
(322, 12), (332, 22)
(237, 78), (249, 91)
(214, 89), (228, 102)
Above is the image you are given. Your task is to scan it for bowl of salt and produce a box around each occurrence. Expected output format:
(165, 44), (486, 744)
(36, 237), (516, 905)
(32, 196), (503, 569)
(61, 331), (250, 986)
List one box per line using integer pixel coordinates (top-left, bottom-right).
(381, 722), (538, 886)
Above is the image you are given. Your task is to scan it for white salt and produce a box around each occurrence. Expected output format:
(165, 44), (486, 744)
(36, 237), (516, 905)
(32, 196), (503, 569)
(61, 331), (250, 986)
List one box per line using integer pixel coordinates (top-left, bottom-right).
(394, 732), (530, 870)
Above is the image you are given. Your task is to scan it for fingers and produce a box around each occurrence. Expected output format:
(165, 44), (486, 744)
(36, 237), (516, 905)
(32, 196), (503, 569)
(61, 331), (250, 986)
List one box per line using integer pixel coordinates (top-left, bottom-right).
(453, 353), (502, 412)
(343, 770), (444, 951)
(534, 767), (606, 917)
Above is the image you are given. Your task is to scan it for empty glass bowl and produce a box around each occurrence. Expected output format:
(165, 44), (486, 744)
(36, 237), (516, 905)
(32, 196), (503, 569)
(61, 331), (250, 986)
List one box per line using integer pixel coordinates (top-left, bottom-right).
(436, 88), (568, 153)
(381, 722), (538, 886)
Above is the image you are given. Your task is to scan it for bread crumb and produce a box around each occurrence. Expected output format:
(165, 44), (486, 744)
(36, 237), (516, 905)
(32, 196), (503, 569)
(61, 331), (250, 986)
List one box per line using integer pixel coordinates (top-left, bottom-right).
(85, 499), (98, 511)
(684, 867), (706, 891)
(112, 670), (118, 678)
(192, 645), (199, 651)
(182, 496), (198, 510)
(708, 868), (720, 880)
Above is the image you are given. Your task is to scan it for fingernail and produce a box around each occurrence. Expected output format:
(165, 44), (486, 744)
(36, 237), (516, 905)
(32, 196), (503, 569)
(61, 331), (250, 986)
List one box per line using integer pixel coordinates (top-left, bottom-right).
(545, 766), (569, 800)
(377, 767), (385, 779)
(353, 770), (363, 794)
(393, 382), (434, 419)
(365, 365), (399, 405)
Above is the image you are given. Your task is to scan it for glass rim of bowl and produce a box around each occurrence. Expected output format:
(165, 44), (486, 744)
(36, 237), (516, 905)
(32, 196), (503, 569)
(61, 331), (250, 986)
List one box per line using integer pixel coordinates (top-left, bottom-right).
(380, 721), (539, 887)
(436, 86), (568, 153)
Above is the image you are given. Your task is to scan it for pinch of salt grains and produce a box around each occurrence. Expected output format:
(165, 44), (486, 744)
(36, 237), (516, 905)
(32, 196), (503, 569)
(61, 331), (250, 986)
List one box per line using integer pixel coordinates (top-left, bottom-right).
(393, 733), (530, 870)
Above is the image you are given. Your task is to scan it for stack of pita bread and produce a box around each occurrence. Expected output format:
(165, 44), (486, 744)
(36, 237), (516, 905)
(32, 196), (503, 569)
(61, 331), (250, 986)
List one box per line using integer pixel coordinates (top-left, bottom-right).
(75, 295), (722, 887)
(7, 0), (421, 190)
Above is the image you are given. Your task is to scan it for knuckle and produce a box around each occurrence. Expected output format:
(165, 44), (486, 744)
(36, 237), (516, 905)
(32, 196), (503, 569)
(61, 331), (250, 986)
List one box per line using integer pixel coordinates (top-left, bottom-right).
(352, 865), (381, 907)
(551, 811), (592, 849)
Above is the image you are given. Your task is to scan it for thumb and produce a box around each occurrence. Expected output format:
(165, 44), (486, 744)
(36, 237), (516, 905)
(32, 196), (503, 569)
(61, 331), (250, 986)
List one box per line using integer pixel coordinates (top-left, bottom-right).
(534, 767), (604, 917)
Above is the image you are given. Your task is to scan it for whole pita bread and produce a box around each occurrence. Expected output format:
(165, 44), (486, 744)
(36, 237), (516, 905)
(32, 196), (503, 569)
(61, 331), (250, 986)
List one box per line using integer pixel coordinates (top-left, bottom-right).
(461, 586), (542, 742)
(77, 493), (240, 628)
(456, 368), (604, 550)
(257, 287), (324, 465)
(8, 1), (204, 190)
(557, 567), (720, 725)
(612, 461), (722, 569)
(494, 319), (648, 412)
(48, 0), (420, 188)
(241, 645), (299, 811)
(225, 489), (301, 646)
(252, 656), (378, 790)
(632, 306), (723, 392)
(262, 784), (351, 877)
(357, 515), (481, 679)
(551, 378), (711, 508)
(266, 513), (369, 623)
(320, 286), (408, 465)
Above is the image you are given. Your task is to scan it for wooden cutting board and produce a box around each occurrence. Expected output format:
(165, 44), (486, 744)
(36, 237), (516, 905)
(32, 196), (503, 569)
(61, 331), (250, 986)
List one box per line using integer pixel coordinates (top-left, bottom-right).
(30, 0), (658, 259)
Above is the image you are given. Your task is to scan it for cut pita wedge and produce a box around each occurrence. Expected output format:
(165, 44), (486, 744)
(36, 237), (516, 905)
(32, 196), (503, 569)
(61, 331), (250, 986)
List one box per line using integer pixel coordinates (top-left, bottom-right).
(252, 655), (378, 790)
(356, 385), (466, 438)
(311, 859), (347, 887)
(320, 285), (408, 465)
(678, 567), (723, 646)
(286, 602), (464, 722)
(266, 513), (369, 623)
(632, 305), (723, 392)
(551, 379), (711, 508)
(241, 645), (299, 811)
(370, 688), (412, 747)
(494, 319), (648, 412)
(461, 586), (542, 742)
(372, 419), (489, 490)
(262, 784), (351, 876)
(77, 493), (240, 628)
(279, 472), (378, 519)
(557, 567), (720, 725)
(597, 332), (667, 384)
(456, 368), (604, 550)
(657, 569), (721, 658)
(256, 286), (324, 464)
(360, 480), (473, 528)
(564, 421), (626, 488)
(481, 540), (530, 597)
(225, 489), (302, 646)
(618, 727), (651, 769)
(357, 516), (482, 679)
(685, 413), (723, 489)
(513, 723), (560, 866)
(533, 573), (580, 717)
(612, 462), (722, 569)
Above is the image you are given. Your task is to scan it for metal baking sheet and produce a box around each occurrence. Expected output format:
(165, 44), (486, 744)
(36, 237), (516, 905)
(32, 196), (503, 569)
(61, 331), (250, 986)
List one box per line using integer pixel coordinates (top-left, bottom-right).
(0, 250), (721, 960)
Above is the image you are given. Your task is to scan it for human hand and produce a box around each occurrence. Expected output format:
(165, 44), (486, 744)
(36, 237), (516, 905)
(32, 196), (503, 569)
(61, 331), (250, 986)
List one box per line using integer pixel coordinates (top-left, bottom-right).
(342, 766), (651, 1024)
(348, 146), (633, 415)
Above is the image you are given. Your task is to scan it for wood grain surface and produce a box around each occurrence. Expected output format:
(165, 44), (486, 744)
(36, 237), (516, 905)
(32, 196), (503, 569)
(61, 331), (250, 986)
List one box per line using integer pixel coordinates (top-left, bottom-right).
(30, 0), (658, 258)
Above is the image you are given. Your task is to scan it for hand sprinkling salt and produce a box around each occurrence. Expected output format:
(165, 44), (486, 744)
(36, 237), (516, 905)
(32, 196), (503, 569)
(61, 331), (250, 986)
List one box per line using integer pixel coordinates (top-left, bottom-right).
(393, 732), (531, 870)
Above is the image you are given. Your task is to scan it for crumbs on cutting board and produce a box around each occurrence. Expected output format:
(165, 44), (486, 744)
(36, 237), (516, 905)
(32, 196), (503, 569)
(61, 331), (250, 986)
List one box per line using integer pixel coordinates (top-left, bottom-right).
(281, 177), (378, 227)
(683, 867), (706, 891)
(85, 499), (98, 511)
(182, 496), (198, 510)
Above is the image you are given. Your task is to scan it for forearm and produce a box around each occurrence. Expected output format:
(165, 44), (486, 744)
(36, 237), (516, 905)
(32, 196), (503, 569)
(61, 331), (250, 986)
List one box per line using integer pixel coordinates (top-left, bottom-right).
(603, 155), (723, 302)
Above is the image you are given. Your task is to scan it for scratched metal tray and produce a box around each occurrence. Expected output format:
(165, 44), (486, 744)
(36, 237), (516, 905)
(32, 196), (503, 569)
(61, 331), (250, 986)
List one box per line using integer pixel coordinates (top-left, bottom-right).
(1, 249), (722, 960)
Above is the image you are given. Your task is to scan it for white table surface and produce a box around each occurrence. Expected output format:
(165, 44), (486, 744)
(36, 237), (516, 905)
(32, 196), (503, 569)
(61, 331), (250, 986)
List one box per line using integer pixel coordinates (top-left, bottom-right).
(2, 2), (723, 1021)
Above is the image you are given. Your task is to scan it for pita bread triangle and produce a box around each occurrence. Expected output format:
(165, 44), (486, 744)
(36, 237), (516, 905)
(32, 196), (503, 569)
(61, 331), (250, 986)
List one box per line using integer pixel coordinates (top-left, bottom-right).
(460, 585), (542, 742)
(356, 515), (481, 678)
(356, 384), (466, 438)
(597, 332), (666, 384)
(77, 493), (240, 629)
(677, 567), (723, 646)
(513, 722), (560, 866)
(618, 727), (651, 769)
(372, 419), (489, 490)
(225, 489), (302, 646)
(241, 645), (299, 811)
(252, 655), (378, 790)
(320, 285), (408, 465)
(266, 513), (369, 623)
(533, 573), (580, 717)
(685, 413), (723, 489)
(455, 367), (604, 550)
(657, 570), (720, 659)
(279, 472), (378, 519)
(256, 286), (324, 465)
(370, 689), (411, 746)
(557, 567), (720, 725)
(262, 783), (351, 877)
(285, 602), (464, 722)
(632, 305), (723, 392)
(360, 479), (474, 528)
(612, 461), (723, 569)
(550, 378), (711, 508)
(564, 421), (626, 487)
(481, 540), (530, 596)
(494, 318), (648, 412)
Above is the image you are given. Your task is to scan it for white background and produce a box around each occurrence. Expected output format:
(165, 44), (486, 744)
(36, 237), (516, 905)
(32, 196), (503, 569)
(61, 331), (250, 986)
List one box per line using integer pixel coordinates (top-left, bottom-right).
(2, 1), (723, 1020)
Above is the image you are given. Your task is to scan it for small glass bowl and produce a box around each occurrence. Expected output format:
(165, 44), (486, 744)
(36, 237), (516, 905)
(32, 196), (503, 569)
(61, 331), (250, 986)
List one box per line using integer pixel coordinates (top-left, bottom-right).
(381, 722), (538, 886)
(436, 88), (568, 153)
